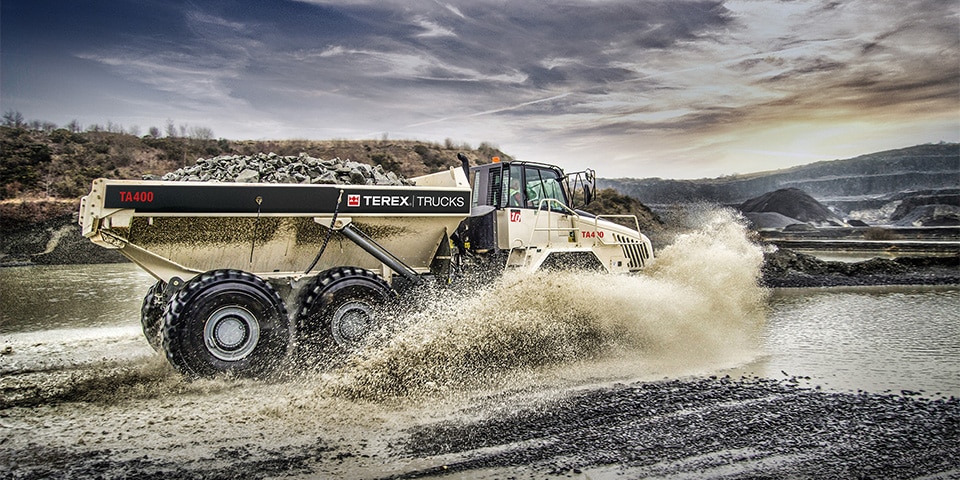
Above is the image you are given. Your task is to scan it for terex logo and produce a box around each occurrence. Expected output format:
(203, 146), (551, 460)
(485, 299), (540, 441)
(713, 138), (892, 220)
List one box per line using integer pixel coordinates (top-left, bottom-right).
(347, 194), (360, 207)
(365, 195), (412, 207)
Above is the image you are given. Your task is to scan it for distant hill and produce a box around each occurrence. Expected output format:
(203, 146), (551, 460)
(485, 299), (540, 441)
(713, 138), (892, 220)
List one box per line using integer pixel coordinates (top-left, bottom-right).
(599, 143), (960, 211)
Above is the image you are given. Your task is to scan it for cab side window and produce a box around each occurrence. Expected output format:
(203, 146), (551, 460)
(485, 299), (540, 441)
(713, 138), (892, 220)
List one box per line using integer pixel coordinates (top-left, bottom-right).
(507, 165), (524, 207)
(524, 167), (566, 210)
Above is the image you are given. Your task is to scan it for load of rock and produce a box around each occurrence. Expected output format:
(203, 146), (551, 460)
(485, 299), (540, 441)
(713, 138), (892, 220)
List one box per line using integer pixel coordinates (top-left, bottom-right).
(145, 152), (413, 186)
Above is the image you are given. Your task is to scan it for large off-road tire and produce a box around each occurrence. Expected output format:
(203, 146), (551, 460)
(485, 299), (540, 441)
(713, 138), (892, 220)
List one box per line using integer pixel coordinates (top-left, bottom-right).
(140, 280), (167, 351)
(162, 269), (290, 378)
(297, 267), (393, 350)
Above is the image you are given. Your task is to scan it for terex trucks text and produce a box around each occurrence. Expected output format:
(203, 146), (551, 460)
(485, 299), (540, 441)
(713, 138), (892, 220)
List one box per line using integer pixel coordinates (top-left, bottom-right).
(79, 154), (654, 377)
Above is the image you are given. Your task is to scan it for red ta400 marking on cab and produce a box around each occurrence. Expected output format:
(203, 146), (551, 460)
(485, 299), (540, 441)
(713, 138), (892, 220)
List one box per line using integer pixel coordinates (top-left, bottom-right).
(582, 230), (604, 238)
(119, 191), (154, 203)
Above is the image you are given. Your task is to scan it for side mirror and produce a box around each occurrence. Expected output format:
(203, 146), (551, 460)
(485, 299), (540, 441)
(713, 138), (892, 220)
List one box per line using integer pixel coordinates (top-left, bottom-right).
(583, 184), (593, 205)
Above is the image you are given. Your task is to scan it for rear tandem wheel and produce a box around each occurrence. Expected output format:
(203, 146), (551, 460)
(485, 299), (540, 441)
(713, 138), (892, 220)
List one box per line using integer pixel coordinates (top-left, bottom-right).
(162, 269), (291, 378)
(297, 267), (393, 351)
(140, 280), (166, 351)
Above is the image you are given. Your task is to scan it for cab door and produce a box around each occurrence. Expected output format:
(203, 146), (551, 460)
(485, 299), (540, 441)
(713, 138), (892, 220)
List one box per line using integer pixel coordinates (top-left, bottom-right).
(499, 164), (576, 249)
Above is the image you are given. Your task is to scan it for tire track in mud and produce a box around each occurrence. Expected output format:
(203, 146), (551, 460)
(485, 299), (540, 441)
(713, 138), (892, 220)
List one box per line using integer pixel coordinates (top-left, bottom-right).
(396, 377), (960, 479)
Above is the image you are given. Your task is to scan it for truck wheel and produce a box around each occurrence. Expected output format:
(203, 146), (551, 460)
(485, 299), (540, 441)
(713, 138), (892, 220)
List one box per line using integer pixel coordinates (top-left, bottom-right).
(298, 267), (393, 350)
(140, 280), (166, 351)
(162, 270), (290, 378)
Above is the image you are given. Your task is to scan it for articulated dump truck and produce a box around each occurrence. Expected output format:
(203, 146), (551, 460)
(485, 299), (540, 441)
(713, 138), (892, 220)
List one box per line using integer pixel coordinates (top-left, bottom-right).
(79, 154), (654, 377)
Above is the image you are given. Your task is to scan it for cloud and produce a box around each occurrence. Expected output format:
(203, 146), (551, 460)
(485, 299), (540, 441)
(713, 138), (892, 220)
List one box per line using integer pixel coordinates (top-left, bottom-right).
(412, 16), (456, 38)
(3, 0), (956, 178)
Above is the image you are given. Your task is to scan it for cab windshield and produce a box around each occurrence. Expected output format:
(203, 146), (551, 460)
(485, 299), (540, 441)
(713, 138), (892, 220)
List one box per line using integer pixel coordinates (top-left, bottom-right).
(506, 164), (568, 210)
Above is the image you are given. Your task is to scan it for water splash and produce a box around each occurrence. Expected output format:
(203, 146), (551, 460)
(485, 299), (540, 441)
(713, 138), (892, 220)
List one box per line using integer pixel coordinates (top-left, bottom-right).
(0, 208), (767, 407)
(325, 207), (768, 399)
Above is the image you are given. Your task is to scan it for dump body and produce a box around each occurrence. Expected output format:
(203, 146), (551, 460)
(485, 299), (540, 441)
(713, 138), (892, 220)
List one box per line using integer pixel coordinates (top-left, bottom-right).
(79, 167), (471, 284)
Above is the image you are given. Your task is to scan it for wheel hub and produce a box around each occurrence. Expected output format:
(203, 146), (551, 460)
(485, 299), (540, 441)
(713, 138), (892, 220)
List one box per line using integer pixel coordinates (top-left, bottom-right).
(332, 301), (374, 345)
(204, 306), (260, 361)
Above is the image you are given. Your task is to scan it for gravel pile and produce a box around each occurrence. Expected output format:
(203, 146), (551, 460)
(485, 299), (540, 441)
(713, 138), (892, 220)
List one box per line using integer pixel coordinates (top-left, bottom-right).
(145, 152), (412, 186)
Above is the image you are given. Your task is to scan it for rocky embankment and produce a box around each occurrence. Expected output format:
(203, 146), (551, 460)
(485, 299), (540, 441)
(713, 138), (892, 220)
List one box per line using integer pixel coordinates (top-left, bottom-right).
(761, 248), (960, 288)
(0, 199), (123, 266)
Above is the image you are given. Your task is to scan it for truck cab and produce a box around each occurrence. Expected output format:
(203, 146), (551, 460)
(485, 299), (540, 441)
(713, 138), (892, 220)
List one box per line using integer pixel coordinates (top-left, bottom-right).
(459, 157), (653, 273)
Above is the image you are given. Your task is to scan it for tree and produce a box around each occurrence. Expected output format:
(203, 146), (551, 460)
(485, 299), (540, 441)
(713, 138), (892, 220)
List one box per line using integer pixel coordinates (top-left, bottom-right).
(165, 119), (177, 138)
(67, 119), (82, 133)
(188, 126), (214, 140)
(2, 110), (25, 128)
(148, 126), (161, 138)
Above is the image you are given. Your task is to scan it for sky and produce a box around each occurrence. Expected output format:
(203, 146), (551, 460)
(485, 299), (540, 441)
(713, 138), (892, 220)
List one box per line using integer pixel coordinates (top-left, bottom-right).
(2, 0), (958, 179)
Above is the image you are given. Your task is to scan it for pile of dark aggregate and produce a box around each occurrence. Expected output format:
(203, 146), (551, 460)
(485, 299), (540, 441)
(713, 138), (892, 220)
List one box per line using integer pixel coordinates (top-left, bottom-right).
(761, 248), (960, 288)
(144, 152), (413, 186)
(398, 376), (960, 479)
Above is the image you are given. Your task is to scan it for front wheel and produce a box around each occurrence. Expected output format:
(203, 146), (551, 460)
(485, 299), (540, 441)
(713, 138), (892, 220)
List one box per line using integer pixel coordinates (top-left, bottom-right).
(162, 270), (290, 378)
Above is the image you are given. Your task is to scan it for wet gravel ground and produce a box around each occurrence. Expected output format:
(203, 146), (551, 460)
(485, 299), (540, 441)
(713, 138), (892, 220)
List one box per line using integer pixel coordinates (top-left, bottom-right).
(398, 377), (960, 479)
(2, 374), (957, 479)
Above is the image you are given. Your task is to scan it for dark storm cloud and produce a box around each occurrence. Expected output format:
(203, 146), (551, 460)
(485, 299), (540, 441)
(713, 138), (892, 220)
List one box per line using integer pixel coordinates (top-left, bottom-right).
(2, 0), (957, 178)
(278, 1), (733, 95)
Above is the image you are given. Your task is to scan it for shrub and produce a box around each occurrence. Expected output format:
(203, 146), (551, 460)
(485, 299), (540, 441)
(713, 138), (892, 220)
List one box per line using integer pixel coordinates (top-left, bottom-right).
(864, 227), (897, 241)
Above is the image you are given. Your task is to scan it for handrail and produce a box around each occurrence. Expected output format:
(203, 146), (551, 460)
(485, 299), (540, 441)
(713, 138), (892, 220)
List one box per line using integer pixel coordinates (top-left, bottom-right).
(519, 201), (644, 249)
(528, 198), (580, 247)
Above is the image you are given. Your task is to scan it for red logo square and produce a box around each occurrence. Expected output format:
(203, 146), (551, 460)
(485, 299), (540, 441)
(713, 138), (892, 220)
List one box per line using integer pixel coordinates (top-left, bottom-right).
(347, 194), (360, 207)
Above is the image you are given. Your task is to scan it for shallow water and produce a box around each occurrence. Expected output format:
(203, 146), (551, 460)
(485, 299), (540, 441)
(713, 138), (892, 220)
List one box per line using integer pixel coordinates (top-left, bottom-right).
(2, 210), (958, 478)
(746, 286), (960, 396)
(1, 212), (957, 396)
(0, 263), (156, 332)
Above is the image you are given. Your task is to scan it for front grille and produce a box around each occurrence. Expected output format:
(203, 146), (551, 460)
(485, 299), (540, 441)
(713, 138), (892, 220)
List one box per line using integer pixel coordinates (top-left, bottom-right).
(614, 233), (649, 269)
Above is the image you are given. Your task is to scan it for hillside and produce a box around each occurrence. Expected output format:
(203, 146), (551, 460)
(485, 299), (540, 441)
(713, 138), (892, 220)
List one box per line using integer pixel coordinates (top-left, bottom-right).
(0, 125), (510, 201)
(0, 126), (515, 227)
(599, 143), (960, 210)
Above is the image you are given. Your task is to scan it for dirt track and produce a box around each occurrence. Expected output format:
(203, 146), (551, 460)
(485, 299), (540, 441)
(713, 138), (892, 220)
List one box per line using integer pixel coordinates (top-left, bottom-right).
(1, 362), (958, 479)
